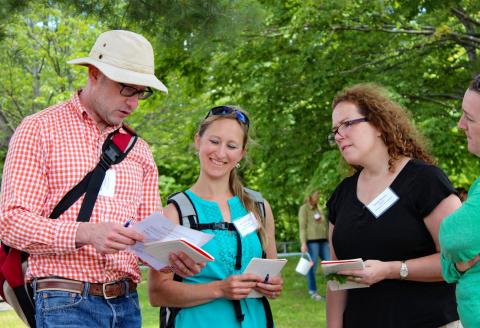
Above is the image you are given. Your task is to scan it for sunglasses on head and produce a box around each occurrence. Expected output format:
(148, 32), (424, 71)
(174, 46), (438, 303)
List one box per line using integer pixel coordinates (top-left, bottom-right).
(205, 106), (250, 127)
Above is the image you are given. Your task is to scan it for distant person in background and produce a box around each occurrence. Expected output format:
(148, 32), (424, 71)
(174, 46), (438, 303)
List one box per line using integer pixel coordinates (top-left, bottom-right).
(441, 74), (480, 328)
(326, 83), (461, 328)
(456, 187), (468, 202)
(298, 190), (330, 301)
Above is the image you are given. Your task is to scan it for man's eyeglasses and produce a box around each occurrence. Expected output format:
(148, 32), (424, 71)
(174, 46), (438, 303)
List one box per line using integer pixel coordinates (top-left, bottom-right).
(328, 117), (369, 145)
(205, 106), (250, 127)
(119, 83), (153, 100)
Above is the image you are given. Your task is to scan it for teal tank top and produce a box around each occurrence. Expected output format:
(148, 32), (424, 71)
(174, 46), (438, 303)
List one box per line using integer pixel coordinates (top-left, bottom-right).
(174, 189), (268, 328)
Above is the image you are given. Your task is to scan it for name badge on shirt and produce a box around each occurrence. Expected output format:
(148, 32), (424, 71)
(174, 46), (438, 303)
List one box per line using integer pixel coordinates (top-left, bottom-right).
(366, 187), (399, 218)
(233, 212), (259, 237)
(99, 169), (116, 197)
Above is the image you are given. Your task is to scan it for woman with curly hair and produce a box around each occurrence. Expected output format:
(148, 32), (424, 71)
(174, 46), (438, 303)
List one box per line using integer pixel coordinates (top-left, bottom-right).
(326, 83), (462, 328)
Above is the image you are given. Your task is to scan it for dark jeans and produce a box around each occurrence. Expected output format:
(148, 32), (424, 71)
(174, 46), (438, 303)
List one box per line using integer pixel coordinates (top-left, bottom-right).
(307, 239), (330, 293)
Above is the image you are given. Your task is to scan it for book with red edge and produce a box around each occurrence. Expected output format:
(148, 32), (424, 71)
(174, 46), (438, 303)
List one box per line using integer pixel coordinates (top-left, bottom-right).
(143, 238), (214, 264)
(321, 258), (369, 291)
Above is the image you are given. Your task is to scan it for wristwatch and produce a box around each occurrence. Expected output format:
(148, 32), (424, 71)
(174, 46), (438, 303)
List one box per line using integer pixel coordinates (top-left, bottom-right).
(400, 261), (408, 280)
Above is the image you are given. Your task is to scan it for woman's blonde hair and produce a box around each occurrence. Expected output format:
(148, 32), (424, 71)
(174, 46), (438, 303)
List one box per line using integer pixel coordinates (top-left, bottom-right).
(332, 83), (434, 171)
(197, 107), (267, 248)
(304, 191), (319, 204)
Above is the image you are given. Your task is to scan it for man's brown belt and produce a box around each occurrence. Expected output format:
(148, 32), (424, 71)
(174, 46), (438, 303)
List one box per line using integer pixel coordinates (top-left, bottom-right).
(36, 278), (137, 299)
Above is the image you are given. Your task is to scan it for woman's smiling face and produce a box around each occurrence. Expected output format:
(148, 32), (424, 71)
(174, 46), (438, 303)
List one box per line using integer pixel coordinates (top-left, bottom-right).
(195, 118), (245, 179)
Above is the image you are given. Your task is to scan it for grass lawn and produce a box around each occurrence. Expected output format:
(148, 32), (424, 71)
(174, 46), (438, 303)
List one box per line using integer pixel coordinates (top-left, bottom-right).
(0, 256), (326, 327)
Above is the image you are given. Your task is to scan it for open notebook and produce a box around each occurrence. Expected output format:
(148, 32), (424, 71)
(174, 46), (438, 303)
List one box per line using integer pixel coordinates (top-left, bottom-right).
(143, 238), (214, 264)
(321, 258), (369, 291)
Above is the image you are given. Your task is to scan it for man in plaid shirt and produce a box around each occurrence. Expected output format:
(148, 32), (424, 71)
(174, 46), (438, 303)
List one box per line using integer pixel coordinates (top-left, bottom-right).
(0, 30), (202, 327)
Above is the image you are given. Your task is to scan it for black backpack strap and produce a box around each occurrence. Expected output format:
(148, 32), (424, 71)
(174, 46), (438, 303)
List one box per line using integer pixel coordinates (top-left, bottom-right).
(159, 305), (181, 328)
(244, 188), (274, 328)
(13, 279), (35, 328)
(77, 126), (137, 221)
(243, 187), (267, 258)
(243, 187), (266, 220)
(160, 192), (199, 327)
(262, 296), (274, 328)
(159, 263), (186, 328)
(189, 221), (242, 270)
(49, 125), (137, 221)
(232, 300), (245, 322)
(167, 192), (197, 228)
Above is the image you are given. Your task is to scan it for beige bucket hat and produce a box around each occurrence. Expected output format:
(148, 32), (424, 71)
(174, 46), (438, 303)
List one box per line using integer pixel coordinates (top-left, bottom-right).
(68, 30), (168, 93)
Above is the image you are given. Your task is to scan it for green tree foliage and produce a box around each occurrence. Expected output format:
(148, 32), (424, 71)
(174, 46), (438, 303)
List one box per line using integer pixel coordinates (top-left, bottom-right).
(0, 2), (101, 172)
(1, 0), (479, 242)
(198, 0), (480, 240)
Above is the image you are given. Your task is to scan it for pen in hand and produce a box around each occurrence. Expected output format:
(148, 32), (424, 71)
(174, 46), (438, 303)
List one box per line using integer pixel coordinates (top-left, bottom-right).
(124, 219), (132, 228)
(263, 274), (270, 284)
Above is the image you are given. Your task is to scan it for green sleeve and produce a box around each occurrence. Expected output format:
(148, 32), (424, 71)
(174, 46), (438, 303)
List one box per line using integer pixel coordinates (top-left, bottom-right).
(440, 178), (480, 263)
(441, 252), (462, 283)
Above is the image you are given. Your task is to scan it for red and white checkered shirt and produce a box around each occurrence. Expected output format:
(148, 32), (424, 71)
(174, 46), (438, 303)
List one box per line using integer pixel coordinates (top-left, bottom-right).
(0, 92), (161, 283)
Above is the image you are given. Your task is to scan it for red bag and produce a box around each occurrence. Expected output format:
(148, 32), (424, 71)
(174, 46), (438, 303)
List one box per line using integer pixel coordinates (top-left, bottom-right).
(0, 246), (34, 326)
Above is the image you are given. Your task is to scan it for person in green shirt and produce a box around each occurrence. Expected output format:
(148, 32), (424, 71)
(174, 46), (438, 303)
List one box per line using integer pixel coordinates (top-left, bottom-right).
(298, 191), (330, 301)
(440, 74), (480, 328)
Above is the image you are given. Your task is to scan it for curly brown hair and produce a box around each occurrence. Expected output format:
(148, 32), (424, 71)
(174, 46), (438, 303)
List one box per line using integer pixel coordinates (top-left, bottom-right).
(332, 83), (434, 171)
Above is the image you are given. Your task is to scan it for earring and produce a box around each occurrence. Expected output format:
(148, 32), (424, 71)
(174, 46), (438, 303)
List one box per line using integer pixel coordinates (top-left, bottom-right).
(235, 163), (240, 169)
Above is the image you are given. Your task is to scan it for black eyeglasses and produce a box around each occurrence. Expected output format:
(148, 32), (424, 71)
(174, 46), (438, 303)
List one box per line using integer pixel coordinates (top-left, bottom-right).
(328, 117), (369, 145)
(205, 106), (250, 127)
(119, 83), (153, 100)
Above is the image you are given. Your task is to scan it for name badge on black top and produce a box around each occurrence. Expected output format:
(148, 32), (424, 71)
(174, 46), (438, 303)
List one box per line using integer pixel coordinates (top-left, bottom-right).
(366, 187), (399, 218)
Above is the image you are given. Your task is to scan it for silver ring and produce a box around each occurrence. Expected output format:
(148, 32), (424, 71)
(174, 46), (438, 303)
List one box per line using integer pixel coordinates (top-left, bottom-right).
(272, 292), (276, 298)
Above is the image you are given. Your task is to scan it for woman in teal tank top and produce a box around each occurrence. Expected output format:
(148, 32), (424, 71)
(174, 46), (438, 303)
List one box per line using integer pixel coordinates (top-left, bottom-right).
(148, 106), (283, 328)
(440, 75), (480, 328)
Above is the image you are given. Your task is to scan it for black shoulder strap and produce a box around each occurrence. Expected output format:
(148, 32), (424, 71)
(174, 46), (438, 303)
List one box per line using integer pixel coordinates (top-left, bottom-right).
(160, 192), (199, 328)
(50, 125), (138, 221)
(262, 296), (274, 328)
(243, 188), (274, 328)
(243, 187), (267, 257)
(166, 192), (198, 227)
(243, 187), (266, 220)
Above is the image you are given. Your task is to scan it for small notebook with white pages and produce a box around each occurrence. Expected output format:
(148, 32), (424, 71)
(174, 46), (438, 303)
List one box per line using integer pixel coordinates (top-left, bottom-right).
(321, 258), (370, 291)
(243, 258), (288, 298)
(143, 238), (214, 264)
